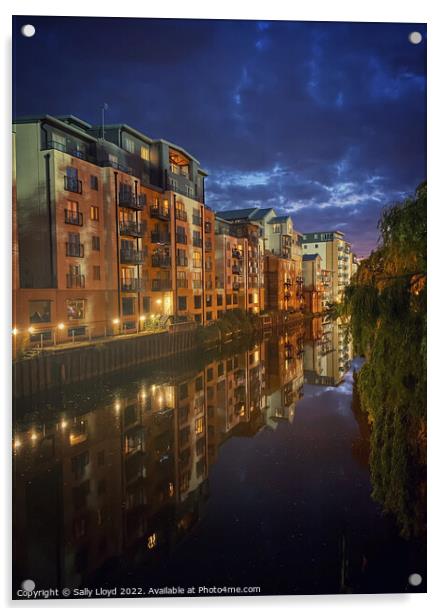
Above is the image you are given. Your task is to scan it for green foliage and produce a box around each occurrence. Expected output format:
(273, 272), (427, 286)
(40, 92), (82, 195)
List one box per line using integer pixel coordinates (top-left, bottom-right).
(343, 182), (427, 538)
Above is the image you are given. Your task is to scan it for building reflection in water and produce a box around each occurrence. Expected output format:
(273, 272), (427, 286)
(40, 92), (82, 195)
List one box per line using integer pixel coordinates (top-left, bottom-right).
(303, 316), (352, 387)
(13, 326), (310, 590)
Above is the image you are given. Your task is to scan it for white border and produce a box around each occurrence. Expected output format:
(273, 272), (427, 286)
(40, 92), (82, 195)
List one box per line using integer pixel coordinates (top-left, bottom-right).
(1, 1), (443, 614)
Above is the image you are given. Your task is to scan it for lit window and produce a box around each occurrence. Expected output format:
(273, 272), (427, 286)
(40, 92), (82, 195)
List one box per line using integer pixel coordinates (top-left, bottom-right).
(90, 206), (99, 221)
(140, 146), (149, 160)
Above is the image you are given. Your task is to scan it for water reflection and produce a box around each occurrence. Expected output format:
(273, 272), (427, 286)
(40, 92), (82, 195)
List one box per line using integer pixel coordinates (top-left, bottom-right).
(12, 319), (424, 596)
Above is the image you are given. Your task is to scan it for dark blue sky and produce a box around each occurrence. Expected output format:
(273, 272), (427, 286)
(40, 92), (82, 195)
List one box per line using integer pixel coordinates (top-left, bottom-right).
(13, 16), (426, 256)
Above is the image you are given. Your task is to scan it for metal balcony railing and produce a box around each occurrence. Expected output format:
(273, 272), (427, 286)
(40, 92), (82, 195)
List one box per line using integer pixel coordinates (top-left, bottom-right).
(119, 192), (146, 210)
(151, 232), (171, 244)
(121, 278), (146, 292)
(66, 273), (85, 288)
(175, 210), (188, 222)
(120, 249), (147, 265)
(64, 210), (83, 226)
(151, 279), (172, 291)
(150, 205), (170, 220)
(64, 176), (83, 194)
(176, 234), (188, 245)
(119, 221), (146, 237)
(66, 243), (84, 257)
(151, 255), (171, 268)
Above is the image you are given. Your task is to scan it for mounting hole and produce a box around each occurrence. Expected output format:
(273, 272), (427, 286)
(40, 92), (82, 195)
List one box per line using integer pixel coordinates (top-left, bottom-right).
(21, 579), (36, 592)
(408, 31), (422, 45)
(408, 573), (422, 587)
(21, 24), (36, 38)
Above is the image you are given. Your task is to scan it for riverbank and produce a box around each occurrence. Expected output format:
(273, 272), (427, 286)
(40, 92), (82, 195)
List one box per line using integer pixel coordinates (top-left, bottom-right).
(13, 310), (310, 398)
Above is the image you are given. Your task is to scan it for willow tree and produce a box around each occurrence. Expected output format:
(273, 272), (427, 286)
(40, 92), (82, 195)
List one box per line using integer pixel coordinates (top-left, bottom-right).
(344, 182), (426, 538)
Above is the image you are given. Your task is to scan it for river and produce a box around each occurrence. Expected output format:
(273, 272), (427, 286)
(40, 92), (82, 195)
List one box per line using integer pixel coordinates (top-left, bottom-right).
(12, 317), (426, 597)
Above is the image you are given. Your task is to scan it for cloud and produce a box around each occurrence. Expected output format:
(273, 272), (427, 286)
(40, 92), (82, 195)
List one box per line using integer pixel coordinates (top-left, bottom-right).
(13, 17), (426, 256)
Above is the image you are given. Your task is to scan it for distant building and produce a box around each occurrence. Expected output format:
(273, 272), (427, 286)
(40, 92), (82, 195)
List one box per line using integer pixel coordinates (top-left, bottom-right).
(301, 231), (352, 302)
(216, 207), (303, 313)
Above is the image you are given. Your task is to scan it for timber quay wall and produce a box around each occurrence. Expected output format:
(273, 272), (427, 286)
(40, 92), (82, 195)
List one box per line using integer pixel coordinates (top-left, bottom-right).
(13, 327), (197, 399)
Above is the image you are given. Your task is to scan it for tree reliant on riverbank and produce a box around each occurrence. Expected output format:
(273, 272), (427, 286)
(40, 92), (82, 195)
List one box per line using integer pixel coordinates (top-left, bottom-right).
(340, 182), (426, 538)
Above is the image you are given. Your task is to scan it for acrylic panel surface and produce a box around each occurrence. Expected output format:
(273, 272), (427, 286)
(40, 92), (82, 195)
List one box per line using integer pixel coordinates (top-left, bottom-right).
(12, 16), (427, 599)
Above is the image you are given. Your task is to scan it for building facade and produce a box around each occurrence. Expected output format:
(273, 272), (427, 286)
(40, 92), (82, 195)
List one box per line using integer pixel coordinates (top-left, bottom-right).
(12, 115), (215, 349)
(301, 231), (353, 302)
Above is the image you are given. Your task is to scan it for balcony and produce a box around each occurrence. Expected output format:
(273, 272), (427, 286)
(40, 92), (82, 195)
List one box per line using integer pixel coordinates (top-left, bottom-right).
(177, 278), (188, 289)
(150, 205), (170, 220)
(151, 255), (171, 268)
(232, 265), (242, 275)
(64, 210), (83, 226)
(64, 176), (83, 194)
(176, 233), (188, 245)
(66, 243), (84, 257)
(121, 278), (146, 292)
(46, 140), (93, 162)
(120, 221), (146, 237)
(232, 248), (243, 259)
(192, 279), (203, 289)
(151, 231), (171, 244)
(175, 210), (188, 222)
(176, 256), (188, 267)
(151, 279), (172, 291)
(66, 273), (85, 288)
(119, 192), (146, 211)
(193, 237), (202, 247)
(120, 249), (147, 265)
(284, 280), (292, 287)
(284, 292), (291, 300)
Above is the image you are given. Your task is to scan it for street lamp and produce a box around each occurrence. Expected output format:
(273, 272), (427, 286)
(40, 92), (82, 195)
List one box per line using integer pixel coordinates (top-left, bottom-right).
(12, 328), (18, 336)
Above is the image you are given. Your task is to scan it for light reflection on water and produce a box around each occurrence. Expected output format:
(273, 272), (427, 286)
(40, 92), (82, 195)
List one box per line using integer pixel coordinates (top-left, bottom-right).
(12, 318), (425, 596)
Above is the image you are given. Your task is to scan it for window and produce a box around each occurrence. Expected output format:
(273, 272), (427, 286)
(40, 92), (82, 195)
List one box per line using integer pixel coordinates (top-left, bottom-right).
(108, 153), (118, 165)
(206, 311), (212, 321)
(195, 417), (204, 435)
(123, 136), (135, 153)
(192, 272), (202, 289)
(177, 271), (187, 289)
(193, 251), (201, 268)
(217, 294), (223, 306)
(226, 294), (232, 305)
(178, 296), (187, 311)
(273, 224), (281, 233)
(93, 266), (101, 281)
(29, 300), (51, 324)
(206, 294), (212, 307)
(90, 175), (98, 190)
(92, 236), (100, 251)
(194, 295), (202, 309)
(143, 296), (150, 313)
(90, 206), (99, 221)
(66, 166), (78, 179)
(140, 146), (149, 160)
(194, 314), (202, 323)
(122, 297), (135, 316)
(67, 299), (85, 320)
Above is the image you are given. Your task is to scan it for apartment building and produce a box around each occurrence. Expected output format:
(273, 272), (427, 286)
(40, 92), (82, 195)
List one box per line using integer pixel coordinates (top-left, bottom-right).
(216, 207), (303, 313)
(301, 231), (353, 302)
(12, 115), (213, 348)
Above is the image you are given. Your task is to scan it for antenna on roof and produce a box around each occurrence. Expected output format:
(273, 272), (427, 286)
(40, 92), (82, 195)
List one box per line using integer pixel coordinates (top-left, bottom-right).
(101, 103), (109, 140)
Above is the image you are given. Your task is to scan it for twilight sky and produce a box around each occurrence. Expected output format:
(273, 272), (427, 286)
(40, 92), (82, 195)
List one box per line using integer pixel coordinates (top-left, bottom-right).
(13, 16), (426, 256)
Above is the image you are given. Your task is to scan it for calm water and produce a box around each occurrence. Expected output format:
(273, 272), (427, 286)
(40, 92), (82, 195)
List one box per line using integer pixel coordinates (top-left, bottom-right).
(12, 318), (425, 598)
